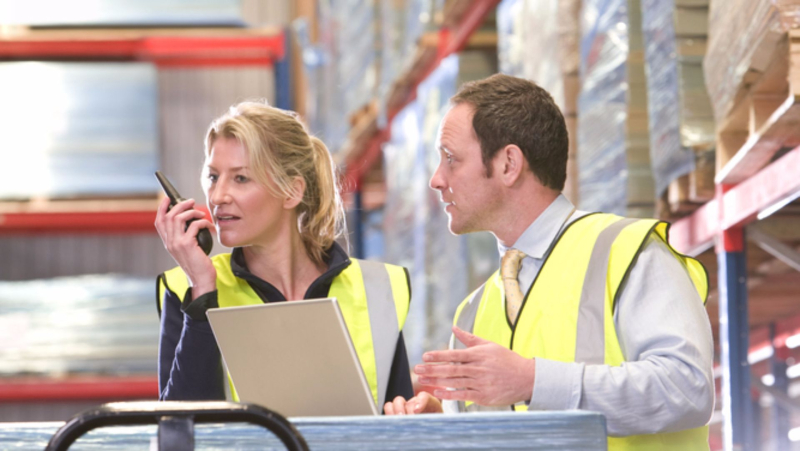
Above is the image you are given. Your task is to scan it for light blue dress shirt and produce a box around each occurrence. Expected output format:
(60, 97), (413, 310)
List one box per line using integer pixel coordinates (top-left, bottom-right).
(498, 194), (714, 437)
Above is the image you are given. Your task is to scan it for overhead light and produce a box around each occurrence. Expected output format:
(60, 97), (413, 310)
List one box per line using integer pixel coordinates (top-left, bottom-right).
(786, 333), (800, 349)
(762, 374), (775, 386)
(748, 346), (774, 364)
(787, 363), (800, 379)
(790, 427), (800, 442)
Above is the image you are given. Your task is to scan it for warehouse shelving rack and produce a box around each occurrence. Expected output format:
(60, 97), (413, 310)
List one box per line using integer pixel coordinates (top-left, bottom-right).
(0, 25), (291, 406)
(340, 0), (500, 192)
(337, 0), (500, 257)
(669, 28), (800, 451)
(0, 26), (289, 234)
(339, 2), (800, 449)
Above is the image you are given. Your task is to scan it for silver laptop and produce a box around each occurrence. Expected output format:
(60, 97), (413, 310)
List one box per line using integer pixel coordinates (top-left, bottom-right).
(206, 298), (379, 417)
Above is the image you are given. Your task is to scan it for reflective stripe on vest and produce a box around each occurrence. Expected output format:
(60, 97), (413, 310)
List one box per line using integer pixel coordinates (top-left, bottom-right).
(158, 254), (410, 410)
(449, 214), (709, 450)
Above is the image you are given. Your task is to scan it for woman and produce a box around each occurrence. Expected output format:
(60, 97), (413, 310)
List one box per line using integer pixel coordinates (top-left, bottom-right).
(155, 101), (413, 411)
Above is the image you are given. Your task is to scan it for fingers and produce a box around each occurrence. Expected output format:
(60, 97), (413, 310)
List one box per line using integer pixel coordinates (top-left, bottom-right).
(155, 196), (172, 241)
(156, 196), (171, 219)
(432, 388), (480, 401)
(383, 394), (440, 415)
(161, 200), (203, 250)
(415, 362), (472, 378)
(384, 396), (409, 416)
(406, 392), (433, 414)
(422, 349), (472, 364)
(417, 376), (474, 389)
(414, 392), (444, 413)
(406, 397), (423, 414)
(185, 218), (216, 239)
(173, 206), (206, 231)
(157, 198), (194, 242)
(452, 326), (489, 348)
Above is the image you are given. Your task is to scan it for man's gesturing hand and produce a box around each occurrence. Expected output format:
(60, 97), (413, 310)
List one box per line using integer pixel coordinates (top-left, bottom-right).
(414, 326), (536, 407)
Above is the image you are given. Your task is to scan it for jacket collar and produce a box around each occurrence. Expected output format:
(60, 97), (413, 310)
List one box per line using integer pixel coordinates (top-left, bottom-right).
(229, 241), (352, 302)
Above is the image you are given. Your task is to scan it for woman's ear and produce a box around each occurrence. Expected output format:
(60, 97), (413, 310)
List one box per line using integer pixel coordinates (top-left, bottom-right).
(284, 176), (305, 209)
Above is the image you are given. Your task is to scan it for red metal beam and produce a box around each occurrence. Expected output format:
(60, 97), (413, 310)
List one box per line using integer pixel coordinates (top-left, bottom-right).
(0, 210), (157, 234)
(0, 33), (284, 67)
(669, 199), (717, 255)
(721, 145), (800, 230)
(442, 0), (501, 56)
(0, 207), (211, 234)
(0, 375), (158, 402)
(669, 145), (800, 255)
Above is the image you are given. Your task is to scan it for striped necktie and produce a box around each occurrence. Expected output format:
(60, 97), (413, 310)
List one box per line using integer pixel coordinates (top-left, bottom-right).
(501, 249), (527, 324)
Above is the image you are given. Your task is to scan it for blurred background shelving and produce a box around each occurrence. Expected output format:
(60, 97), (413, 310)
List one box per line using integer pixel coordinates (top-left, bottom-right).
(0, 0), (289, 422)
(1, 1), (800, 450)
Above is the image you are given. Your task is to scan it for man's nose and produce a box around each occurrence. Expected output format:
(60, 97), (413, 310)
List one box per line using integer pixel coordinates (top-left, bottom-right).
(430, 165), (446, 191)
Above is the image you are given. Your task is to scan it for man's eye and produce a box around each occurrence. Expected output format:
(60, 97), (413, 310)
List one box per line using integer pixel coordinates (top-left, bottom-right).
(446, 154), (453, 164)
(207, 174), (218, 182)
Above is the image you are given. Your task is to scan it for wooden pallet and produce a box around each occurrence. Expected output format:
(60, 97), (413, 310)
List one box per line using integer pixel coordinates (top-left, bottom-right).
(715, 29), (800, 184)
(665, 149), (716, 215)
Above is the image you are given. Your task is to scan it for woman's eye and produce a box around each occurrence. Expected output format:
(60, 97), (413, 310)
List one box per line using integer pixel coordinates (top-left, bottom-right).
(207, 173), (218, 183)
(235, 175), (248, 183)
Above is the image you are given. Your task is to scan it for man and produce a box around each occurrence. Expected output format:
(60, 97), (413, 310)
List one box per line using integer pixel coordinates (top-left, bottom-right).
(384, 74), (714, 450)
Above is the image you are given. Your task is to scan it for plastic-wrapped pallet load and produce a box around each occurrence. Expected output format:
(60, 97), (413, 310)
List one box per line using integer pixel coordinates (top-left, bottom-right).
(0, 62), (158, 200)
(497, 0), (573, 124)
(0, 275), (157, 376)
(578, 0), (655, 216)
(296, 0), (430, 155)
(557, 0), (582, 205)
(377, 0), (428, 105)
(497, 0), (582, 204)
(295, 0), (380, 153)
(497, 0), (526, 77)
(381, 57), (473, 363)
(495, 0), (583, 105)
(704, 0), (800, 124)
(641, 0), (715, 205)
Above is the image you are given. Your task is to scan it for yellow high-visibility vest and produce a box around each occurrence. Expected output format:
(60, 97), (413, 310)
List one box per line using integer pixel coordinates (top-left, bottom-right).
(158, 254), (410, 409)
(449, 213), (709, 451)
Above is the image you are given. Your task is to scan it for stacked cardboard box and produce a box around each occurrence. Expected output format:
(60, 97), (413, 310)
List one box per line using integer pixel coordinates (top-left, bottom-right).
(559, 0), (582, 206)
(704, 0), (800, 181)
(704, 0), (800, 125)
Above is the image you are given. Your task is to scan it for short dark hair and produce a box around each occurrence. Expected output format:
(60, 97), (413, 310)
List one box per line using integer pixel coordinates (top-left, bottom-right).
(451, 74), (568, 190)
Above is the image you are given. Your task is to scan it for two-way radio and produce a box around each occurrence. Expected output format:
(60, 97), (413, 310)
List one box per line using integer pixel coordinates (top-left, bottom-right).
(155, 171), (214, 255)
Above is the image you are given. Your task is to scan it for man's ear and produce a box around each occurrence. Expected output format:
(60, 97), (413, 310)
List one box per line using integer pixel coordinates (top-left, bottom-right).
(498, 144), (525, 186)
(284, 176), (305, 209)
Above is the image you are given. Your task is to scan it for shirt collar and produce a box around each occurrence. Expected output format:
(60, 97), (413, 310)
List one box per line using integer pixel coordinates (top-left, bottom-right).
(498, 194), (576, 260)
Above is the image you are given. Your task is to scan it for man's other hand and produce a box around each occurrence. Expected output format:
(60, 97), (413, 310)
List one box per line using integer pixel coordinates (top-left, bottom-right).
(383, 392), (443, 415)
(415, 326), (536, 407)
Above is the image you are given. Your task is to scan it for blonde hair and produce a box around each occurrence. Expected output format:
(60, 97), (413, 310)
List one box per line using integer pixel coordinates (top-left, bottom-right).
(205, 101), (346, 265)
